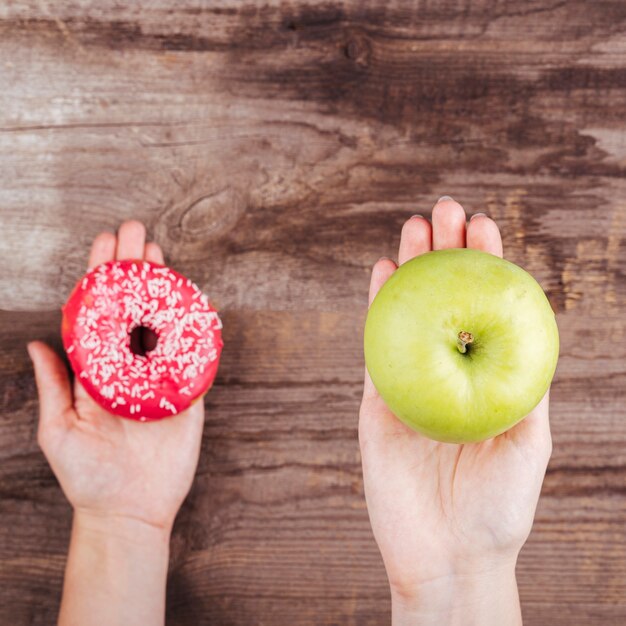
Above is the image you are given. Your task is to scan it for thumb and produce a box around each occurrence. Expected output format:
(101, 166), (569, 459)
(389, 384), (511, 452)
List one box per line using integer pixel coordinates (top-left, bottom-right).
(27, 341), (74, 444)
(368, 257), (397, 307)
(506, 390), (552, 460)
(363, 257), (397, 402)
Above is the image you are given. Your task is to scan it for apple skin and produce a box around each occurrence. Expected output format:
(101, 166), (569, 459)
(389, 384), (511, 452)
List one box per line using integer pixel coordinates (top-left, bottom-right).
(364, 248), (559, 443)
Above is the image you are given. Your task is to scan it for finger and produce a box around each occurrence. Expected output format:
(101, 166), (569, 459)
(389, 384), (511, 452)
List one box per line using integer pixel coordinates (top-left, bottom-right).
(432, 197), (467, 250)
(87, 232), (116, 270)
(144, 241), (165, 265)
(363, 257), (397, 403)
(360, 366), (425, 456)
(506, 391), (552, 458)
(27, 342), (74, 444)
(362, 367), (387, 405)
(466, 214), (504, 258)
(368, 257), (397, 307)
(398, 215), (432, 265)
(116, 220), (146, 260)
(179, 398), (206, 446)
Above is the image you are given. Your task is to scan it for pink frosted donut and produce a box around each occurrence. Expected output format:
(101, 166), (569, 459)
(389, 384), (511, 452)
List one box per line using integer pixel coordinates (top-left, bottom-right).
(61, 260), (223, 421)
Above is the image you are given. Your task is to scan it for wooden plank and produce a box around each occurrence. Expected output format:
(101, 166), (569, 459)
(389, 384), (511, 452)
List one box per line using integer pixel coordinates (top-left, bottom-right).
(0, 1), (625, 624)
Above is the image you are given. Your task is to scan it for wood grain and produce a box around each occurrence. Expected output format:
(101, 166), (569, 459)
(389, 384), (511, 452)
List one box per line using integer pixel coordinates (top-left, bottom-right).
(0, 1), (625, 624)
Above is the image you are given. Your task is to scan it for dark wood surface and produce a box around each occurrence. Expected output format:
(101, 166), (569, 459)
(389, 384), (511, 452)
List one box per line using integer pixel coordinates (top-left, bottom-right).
(1, 1), (625, 624)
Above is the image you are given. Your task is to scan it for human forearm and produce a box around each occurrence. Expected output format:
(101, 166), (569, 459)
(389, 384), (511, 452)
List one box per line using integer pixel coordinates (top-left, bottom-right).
(59, 511), (171, 626)
(391, 559), (522, 626)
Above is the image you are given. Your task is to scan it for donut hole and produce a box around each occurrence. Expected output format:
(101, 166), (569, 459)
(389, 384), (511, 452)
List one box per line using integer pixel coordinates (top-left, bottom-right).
(129, 325), (159, 357)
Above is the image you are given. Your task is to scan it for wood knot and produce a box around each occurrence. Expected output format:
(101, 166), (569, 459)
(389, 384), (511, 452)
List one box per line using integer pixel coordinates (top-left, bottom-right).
(181, 188), (245, 237)
(162, 187), (246, 243)
(343, 35), (371, 68)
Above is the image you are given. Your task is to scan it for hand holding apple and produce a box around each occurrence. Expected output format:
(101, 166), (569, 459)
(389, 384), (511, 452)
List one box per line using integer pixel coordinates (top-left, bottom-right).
(359, 198), (554, 625)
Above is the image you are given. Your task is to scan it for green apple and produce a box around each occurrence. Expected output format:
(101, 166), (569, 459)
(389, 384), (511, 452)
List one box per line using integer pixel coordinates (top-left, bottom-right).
(364, 248), (559, 443)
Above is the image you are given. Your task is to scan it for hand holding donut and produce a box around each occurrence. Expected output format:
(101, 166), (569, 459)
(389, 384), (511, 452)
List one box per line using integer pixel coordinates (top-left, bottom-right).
(29, 221), (210, 531)
(28, 222), (215, 626)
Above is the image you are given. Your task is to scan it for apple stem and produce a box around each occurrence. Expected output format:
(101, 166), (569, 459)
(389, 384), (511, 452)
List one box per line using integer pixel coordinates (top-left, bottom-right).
(457, 331), (474, 354)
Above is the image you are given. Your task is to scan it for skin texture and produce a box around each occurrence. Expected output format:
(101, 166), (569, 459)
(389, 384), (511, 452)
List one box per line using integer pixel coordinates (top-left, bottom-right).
(28, 221), (204, 626)
(359, 199), (553, 626)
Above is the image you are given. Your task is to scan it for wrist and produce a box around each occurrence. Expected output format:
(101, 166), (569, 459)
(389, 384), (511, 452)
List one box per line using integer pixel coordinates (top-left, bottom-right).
(60, 510), (171, 625)
(390, 556), (521, 626)
(73, 508), (173, 543)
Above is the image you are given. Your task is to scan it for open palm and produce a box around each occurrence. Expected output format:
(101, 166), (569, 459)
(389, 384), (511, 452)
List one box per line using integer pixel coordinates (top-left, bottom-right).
(29, 222), (205, 530)
(359, 198), (552, 599)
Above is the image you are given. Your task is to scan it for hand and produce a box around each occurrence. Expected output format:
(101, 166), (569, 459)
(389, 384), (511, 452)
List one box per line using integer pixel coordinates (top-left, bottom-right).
(359, 198), (552, 625)
(28, 221), (205, 532)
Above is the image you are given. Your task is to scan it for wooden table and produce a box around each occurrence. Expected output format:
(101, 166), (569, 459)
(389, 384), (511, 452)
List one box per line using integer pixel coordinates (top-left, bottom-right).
(1, 2), (625, 624)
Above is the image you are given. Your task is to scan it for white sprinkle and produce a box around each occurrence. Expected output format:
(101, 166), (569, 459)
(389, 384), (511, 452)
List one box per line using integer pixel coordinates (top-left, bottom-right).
(71, 259), (221, 417)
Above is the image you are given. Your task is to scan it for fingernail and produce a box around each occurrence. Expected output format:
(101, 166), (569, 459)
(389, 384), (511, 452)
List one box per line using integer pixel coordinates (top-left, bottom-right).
(26, 342), (34, 360)
(378, 256), (391, 263)
(470, 212), (486, 221)
(411, 214), (424, 219)
(437, 195), (453, 203)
